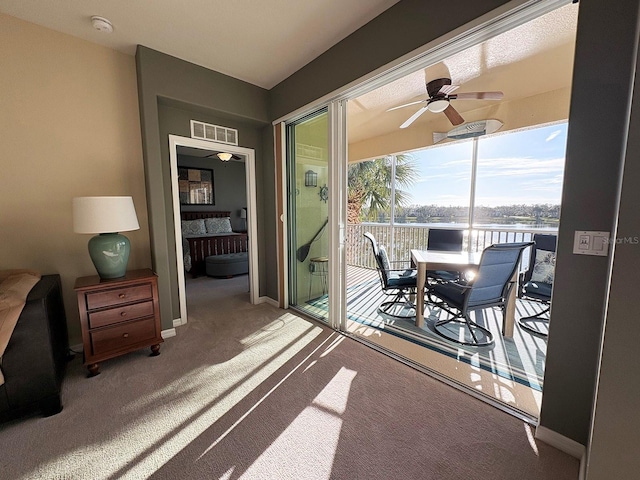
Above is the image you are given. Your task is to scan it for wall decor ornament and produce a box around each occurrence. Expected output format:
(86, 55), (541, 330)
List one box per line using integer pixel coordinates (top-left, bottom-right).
(178, 167), (214, 205)
(319, 184), (328, 203)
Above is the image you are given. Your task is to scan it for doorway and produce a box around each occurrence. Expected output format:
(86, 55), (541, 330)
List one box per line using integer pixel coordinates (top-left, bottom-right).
(168, 135), (259, 325)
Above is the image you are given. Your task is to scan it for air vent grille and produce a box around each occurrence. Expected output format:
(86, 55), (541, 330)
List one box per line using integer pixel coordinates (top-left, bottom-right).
(190, 120), (238, 146)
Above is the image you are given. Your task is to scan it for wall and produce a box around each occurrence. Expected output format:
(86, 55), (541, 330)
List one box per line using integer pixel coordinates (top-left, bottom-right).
(0, 14), (150, 344)
(586, 8), (640, 474)
(136, 48), (271, 326)
(176, 154), (247, 232)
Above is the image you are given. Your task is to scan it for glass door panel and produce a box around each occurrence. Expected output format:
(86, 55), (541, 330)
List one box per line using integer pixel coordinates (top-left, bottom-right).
(286, 109), (329, 321)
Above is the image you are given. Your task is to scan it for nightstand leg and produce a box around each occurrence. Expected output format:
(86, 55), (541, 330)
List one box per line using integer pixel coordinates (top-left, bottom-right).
(150, 344), (161, 356)
(87, 363), (100, 377)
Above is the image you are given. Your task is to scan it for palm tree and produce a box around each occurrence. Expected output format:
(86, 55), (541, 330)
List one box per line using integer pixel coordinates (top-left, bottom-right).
(347, 154), (418, 223)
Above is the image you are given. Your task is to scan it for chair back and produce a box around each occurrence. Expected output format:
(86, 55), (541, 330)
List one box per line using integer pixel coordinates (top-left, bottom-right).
(523, 234), (557, 284)
(427, 229), (464, 252)
(467, 242), (533, 308)
(364, 232), (390, 287)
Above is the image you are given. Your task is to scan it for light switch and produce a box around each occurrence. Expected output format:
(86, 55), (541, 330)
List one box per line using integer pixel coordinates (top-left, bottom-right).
(573, 231), (610, 256)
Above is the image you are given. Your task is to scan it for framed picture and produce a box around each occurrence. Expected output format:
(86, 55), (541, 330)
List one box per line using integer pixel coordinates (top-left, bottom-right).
(178, 167), (215, 205)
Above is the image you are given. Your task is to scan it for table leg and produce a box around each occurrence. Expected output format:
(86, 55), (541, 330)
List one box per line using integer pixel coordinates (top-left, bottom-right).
(415, 263), (426, 328)
(503, 271), (518, 337)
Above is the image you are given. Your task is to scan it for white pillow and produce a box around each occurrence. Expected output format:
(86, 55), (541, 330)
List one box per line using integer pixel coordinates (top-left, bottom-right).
(205, 217), (233, 234)
(530, 249), (556, 284)
(181, 219), (206, 236)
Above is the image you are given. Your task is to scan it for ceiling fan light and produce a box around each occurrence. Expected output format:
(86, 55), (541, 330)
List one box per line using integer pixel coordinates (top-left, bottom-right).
(428, 99), (449, 113)
(217, 152), (232, 161)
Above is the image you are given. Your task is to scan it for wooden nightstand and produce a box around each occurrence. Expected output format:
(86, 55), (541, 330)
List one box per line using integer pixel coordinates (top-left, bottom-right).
(74, 268), (163, 376)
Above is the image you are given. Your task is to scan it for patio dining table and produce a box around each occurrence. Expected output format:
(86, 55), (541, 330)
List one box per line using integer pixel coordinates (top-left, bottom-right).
(410, 249), (519, 338)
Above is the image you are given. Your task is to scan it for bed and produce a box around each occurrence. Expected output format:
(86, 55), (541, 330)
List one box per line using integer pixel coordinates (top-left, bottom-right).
(181, 211), (248, 277)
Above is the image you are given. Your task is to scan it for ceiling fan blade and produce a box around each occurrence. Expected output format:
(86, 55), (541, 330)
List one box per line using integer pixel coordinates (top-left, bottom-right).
(450, 91), (504, 100)
(387, 100), (425, 112)
(443, 104), (464, 126)
(400, 106), (429, 129)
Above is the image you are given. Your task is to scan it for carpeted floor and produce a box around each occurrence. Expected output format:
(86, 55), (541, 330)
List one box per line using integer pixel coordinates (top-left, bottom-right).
(0, 275), (578, 479)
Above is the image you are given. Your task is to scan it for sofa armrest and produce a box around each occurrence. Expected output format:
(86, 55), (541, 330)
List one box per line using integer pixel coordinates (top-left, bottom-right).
(0, 275), (69, 418)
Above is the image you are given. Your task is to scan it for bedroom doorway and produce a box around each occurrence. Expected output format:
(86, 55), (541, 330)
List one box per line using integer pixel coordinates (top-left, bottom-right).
(168, 135), (259, 325)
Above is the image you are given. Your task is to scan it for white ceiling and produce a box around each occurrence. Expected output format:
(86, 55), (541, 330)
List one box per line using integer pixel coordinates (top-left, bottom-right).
(0, 0), (399, 89)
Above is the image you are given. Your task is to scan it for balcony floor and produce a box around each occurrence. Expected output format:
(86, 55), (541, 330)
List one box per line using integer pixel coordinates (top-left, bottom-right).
(305, 265), (548, 417)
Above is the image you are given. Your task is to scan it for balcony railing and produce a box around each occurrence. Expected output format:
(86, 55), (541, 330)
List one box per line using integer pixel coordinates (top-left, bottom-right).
(346, 223), (557, 269)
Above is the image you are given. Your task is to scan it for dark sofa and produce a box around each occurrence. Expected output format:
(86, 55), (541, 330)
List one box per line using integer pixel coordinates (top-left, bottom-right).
(0, 274), (69, 421)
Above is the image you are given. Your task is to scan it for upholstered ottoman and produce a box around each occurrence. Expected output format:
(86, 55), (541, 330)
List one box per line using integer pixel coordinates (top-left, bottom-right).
(205, 252), (249, 278)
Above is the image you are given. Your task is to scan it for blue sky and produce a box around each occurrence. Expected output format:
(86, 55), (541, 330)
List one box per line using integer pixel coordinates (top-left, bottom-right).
(405, 122), (568, 207)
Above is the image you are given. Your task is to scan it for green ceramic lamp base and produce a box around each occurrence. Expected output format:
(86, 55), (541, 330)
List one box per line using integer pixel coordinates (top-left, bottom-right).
(88, 233), (131, 279)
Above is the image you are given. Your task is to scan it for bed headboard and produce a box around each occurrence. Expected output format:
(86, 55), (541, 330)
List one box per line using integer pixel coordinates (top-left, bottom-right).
(181, 211), (230, 221)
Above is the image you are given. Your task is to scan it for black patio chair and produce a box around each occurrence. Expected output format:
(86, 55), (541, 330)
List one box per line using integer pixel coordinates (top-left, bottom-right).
(364, 232), (418, 319)
(518, 234), (557, 337)
(429, 242), (533, 346)
(426, 228), (465, 283)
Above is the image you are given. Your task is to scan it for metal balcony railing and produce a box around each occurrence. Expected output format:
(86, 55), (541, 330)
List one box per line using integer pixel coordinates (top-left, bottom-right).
(347, 223), (558, 269)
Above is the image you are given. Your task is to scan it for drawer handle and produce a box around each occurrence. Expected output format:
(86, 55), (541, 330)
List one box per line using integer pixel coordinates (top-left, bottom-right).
(120, 311), (127, 317)
(119, 293), (126, 299)
(123, 333), (129, 338)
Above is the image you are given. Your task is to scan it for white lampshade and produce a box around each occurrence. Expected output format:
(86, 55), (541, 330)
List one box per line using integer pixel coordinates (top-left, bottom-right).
(73, 196), (140, 234)
(240, 208), (247, 219)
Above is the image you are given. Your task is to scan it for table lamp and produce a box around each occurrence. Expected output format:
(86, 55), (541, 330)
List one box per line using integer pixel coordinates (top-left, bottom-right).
(73, 196), (140, 279)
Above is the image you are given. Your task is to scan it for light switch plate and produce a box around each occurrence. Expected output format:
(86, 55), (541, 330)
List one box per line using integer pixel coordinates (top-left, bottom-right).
(573, 231), (610, 256)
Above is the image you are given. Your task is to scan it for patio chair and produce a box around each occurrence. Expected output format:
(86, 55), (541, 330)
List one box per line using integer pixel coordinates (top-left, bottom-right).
(429, 242), (533, 346)
(364, 232), (418, 319)
(426, 228), (464, 284)
(518, 234), (557, 337)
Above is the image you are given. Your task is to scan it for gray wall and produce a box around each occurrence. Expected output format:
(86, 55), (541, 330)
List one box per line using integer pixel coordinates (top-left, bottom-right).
(136, 46), (272, 325)
(581, 2), (640, 476)
(176, 154), (247, 231)
(539, 0), (640, 451)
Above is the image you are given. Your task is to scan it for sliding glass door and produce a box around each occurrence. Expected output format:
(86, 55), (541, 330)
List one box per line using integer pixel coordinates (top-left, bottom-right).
(286, 109), (330, 322)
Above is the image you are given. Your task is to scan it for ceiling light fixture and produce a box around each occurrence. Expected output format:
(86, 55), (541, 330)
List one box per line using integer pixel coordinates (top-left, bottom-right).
(428, 99), (449, 113)
(91, 16), (113, 33)
(217, 152), (232, 162)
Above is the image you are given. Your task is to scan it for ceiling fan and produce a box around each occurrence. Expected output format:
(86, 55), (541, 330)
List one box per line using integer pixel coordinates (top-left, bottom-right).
(388, 77), (503, 128)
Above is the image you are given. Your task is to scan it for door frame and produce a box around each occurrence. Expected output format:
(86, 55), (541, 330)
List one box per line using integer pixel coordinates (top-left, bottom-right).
(168, 134), (259, 324)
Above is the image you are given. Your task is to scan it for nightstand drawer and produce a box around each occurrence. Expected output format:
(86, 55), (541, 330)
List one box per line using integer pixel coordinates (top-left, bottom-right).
(86, 284), (152, 310)
(88, 300), (154, 329)
(91, 318), (157, 356)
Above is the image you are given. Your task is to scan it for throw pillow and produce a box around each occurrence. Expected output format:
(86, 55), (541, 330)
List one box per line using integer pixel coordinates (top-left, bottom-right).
(378, 245), (391, 271)
(205, 217), (233, 234)
(530, 249), (556, 284)
(181, 219), (206, 236)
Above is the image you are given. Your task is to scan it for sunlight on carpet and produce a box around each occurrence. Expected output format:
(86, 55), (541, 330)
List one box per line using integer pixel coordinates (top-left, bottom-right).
(238, 367), (356, 479)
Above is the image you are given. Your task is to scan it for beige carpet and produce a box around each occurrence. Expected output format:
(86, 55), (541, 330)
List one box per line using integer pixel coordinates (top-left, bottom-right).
(0, 275), (579, 479)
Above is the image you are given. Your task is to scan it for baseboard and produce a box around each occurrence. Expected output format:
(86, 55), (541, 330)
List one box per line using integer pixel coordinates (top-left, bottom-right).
(173, 318), (183, 328)
(257, 295), (280, 308)
(535, 425), (586, 462)
(70, 343), (84, 354)
(161, 328), (177, 339)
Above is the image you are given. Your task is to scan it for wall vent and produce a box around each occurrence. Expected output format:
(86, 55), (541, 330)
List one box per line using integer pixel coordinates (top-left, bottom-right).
(190, 120), (238, 146)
